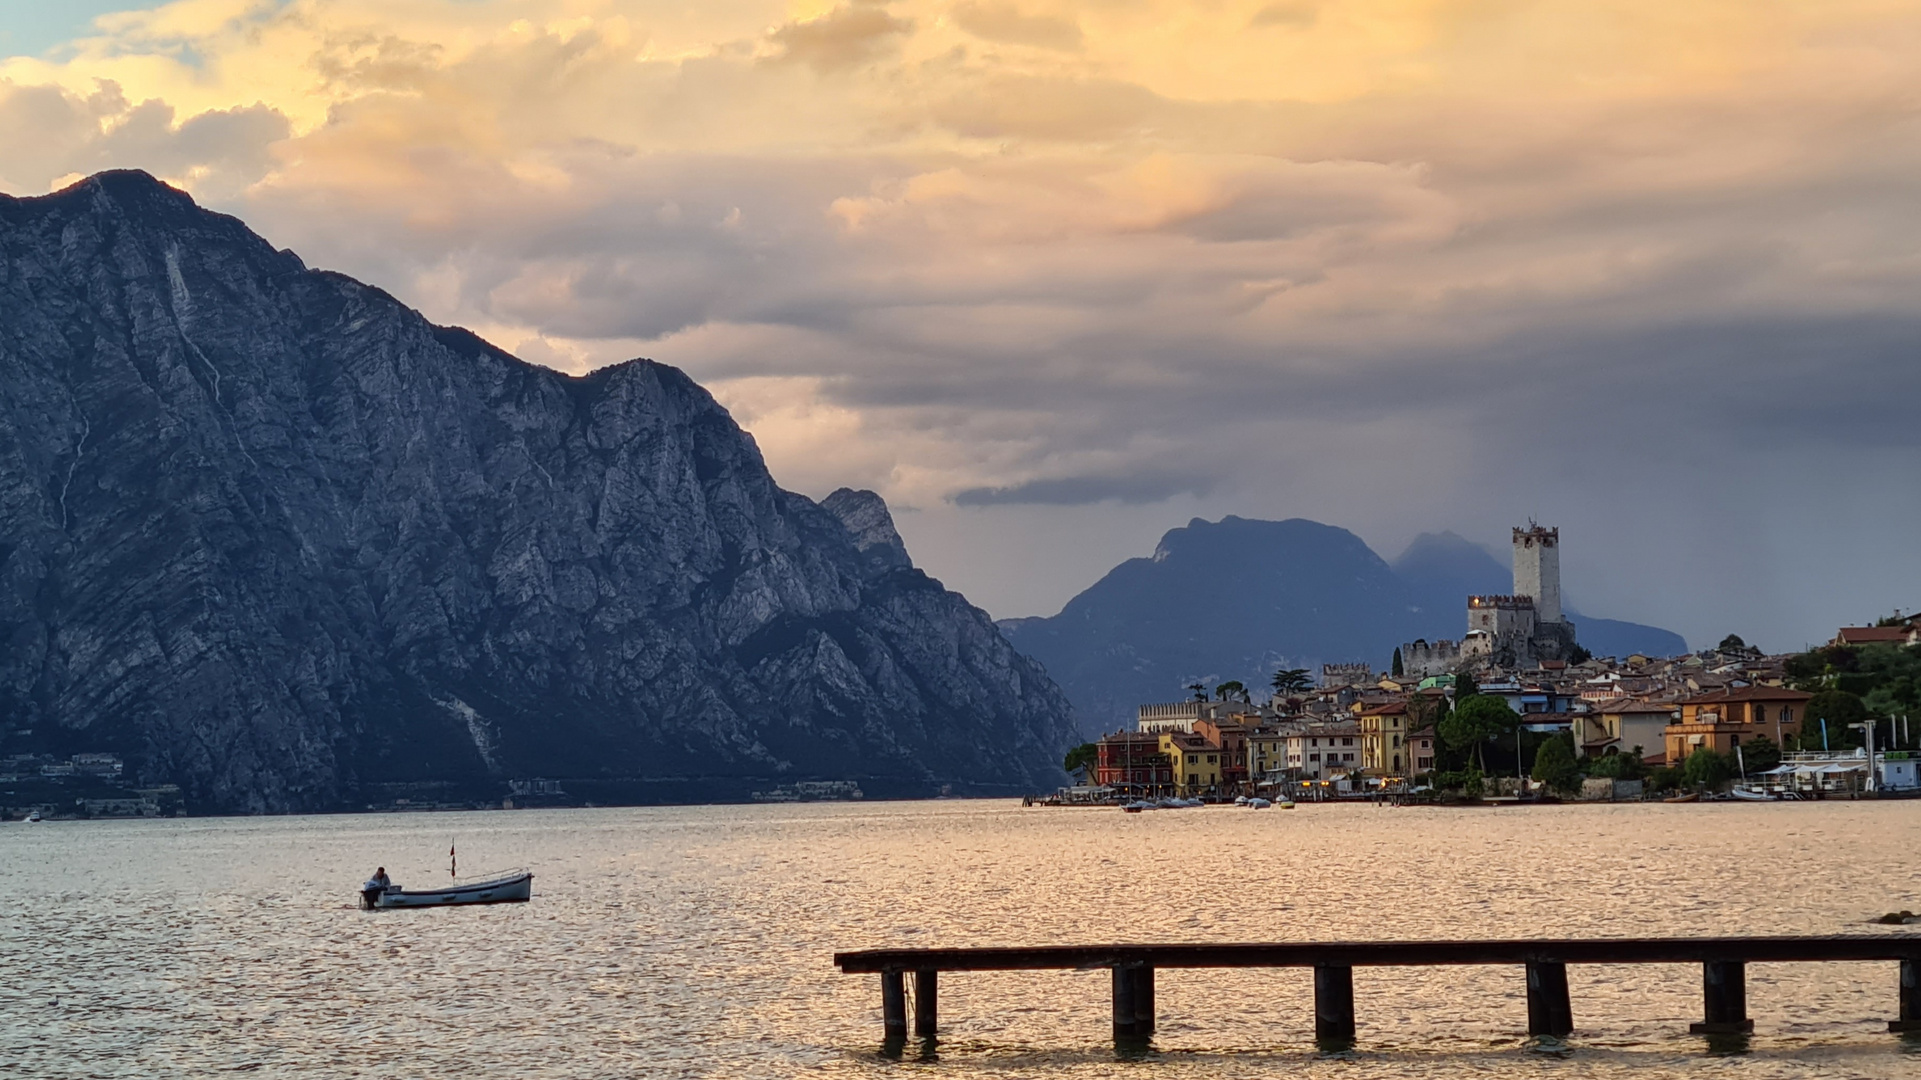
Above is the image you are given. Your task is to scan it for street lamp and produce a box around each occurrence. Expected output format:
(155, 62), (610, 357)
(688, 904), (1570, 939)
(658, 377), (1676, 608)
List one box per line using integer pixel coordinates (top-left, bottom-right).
(1849, 721), (1878, 794)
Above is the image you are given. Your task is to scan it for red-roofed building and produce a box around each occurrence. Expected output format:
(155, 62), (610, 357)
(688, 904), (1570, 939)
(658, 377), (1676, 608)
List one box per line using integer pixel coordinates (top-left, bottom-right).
(1093, 732), (1171, 795)
(1832, 626), (1920, 648)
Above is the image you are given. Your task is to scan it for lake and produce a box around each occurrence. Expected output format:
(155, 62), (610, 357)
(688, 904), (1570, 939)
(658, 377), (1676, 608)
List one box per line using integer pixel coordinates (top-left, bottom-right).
(4, 799), (1919, 1078)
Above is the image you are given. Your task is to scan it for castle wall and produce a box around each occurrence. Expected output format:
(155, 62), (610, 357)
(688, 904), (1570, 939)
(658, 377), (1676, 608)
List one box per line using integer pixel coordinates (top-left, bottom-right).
(1399, 639), (1464, 678)
(1321, 662), (1372, 688)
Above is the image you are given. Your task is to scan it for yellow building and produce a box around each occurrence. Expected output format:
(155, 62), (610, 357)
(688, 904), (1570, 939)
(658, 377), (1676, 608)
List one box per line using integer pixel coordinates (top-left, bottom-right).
(1159, 731), (1222, 796)
(1246, 726), (1287, 785)
(1358, 701), (1411, 776)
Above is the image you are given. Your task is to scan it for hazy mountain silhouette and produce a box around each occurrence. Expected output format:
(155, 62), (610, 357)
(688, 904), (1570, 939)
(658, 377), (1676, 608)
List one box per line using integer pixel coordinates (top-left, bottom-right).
(1002, 517), (1688, 735)
(1390, 530), (1688, 664)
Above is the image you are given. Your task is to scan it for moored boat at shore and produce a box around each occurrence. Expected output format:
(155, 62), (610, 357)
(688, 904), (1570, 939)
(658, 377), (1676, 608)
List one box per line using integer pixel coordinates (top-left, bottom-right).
(361, 869), (533, 909)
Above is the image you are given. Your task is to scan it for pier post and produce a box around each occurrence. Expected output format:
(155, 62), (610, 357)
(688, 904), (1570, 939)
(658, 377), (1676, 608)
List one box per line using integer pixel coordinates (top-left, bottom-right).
(1526, 961), (1573, 1038)
(1893, 958), (1921, 1033)
(1112, 965), (1140, 1039)
(1135, 967), (1156, 1036)
(914, 970), (938, 1037)
(1314, 963), (1356, 1047)
(881, 971), (907, 1041)
(1690, 960), (1752, 1034)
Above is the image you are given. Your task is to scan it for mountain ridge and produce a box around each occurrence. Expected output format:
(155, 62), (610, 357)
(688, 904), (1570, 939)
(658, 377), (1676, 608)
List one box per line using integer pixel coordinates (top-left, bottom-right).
(0, 169), (1078, 810)
(1000, 515), (1687, 735)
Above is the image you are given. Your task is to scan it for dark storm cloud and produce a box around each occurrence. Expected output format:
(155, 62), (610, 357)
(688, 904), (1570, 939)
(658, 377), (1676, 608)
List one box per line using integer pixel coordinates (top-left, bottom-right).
(953, 473), (1215, 506)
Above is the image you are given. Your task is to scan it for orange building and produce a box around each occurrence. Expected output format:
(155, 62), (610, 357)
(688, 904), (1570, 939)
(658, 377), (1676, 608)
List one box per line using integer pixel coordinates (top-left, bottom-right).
(1663, 686), (1813, 764)
(1193, 718), (1251, 792)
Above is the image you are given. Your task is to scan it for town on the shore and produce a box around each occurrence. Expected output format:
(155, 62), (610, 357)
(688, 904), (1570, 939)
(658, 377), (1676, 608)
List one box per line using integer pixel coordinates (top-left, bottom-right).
(1061, 525), (1921, 804)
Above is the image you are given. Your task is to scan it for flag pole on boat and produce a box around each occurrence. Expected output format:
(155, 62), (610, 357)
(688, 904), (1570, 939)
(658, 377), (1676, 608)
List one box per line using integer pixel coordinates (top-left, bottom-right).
(450, 838), (457, 879)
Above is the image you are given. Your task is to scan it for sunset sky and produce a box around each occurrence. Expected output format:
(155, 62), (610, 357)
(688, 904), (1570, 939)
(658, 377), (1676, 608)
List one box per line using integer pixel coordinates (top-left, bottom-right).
(4, 0), (1919, 650)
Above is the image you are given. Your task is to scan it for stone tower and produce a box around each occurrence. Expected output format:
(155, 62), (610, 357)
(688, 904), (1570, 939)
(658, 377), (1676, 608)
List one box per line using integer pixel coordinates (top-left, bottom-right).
(1512, 524), (1562, 625)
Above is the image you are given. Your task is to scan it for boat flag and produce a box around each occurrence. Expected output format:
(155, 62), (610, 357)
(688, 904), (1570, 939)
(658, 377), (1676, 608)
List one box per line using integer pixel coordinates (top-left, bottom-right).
(450, 839), (457, 879)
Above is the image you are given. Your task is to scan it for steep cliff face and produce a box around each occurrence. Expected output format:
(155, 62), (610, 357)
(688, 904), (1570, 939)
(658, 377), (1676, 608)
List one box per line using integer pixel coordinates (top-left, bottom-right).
(0, 171), (1076, 810)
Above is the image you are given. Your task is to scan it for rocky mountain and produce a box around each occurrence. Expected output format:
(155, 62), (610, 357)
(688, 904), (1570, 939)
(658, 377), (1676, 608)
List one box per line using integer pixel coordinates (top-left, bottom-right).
(1001, 516), (1687, 735)
(0, 170), (1077, 811)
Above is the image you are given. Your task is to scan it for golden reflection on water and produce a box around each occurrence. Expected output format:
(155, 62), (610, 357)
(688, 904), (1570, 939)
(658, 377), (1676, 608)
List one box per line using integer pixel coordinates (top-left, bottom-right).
(3, 800), (1920, 1078)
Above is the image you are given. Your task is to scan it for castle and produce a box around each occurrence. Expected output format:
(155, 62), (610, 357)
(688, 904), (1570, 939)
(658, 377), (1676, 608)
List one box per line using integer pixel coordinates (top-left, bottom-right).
(1398, 524), (1579, 675)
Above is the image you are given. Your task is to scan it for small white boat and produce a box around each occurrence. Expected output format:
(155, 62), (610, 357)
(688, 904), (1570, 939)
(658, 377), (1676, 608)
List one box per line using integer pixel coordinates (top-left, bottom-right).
(26, 810), (42, 822)
(1730, 787), (1779, 802)
(1246, 798), (1271, 809)
(361, 869), (532, 910)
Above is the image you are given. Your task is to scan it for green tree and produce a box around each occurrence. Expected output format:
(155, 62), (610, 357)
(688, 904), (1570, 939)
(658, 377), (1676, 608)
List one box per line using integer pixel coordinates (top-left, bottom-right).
(1737, 735), (1781, 775)
(1567, 643), (1593, 664)
(1187, 682), (1207, 702)
(1454, 671), (1480, 701)
(1803, 690), (1869, 750)
(1858, 644), (1921, 738)
(1408, 691), (1449, 732)
(1785, 645), (1861, 692)
(1588, 747), (1647, 780)
(1531, 733), (1582, 794)
(1270, 668), (1313, 697)
(1683, 747), (1734, 790)
(1214, 680), (1250, 703)
(1063, 743), (1098, 780)
(1718, 634), (1747, 652)
(1392, 647), (1404, 677)
(1647, 765), (1683, 793)
(1439, 694), (1519, 771)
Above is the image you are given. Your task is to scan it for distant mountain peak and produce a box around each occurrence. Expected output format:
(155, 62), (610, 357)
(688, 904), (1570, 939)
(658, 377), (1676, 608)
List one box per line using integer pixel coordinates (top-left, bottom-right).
(1005, 512), (1687, 735)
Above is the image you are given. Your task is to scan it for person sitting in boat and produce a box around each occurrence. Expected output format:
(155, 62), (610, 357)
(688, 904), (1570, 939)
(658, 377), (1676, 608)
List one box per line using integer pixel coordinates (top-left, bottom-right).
(360, 867), (392, 909)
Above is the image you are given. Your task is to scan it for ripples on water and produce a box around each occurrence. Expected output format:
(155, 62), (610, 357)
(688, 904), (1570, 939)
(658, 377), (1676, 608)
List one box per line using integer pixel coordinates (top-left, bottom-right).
(3, 800), (1920, 1078)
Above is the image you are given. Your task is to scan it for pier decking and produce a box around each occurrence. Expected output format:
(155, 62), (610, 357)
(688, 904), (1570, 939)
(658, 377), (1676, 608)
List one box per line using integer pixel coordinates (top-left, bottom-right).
(834, 936), (1921, 1047)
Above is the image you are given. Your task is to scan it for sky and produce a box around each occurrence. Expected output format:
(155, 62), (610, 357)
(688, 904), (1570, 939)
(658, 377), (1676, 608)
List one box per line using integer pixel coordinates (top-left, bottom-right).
(2, 0), (1919, 652)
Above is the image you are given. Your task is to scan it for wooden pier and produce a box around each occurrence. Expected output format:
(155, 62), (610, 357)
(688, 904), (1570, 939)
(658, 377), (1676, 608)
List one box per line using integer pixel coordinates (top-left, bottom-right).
(835, 936), (1921, 1048)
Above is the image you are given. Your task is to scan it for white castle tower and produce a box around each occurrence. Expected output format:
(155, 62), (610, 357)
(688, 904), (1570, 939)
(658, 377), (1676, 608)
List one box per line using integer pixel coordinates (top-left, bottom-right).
(1512, 523), (1562, 625)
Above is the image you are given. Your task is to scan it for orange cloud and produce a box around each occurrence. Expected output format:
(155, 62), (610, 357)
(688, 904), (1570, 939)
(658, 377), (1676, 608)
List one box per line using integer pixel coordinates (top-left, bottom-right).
(6, 1), (1921, 633)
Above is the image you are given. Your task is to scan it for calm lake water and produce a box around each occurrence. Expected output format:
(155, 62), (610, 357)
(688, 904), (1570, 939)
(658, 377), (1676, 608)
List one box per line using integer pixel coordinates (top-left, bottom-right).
(4, 799), (1920, 1078)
